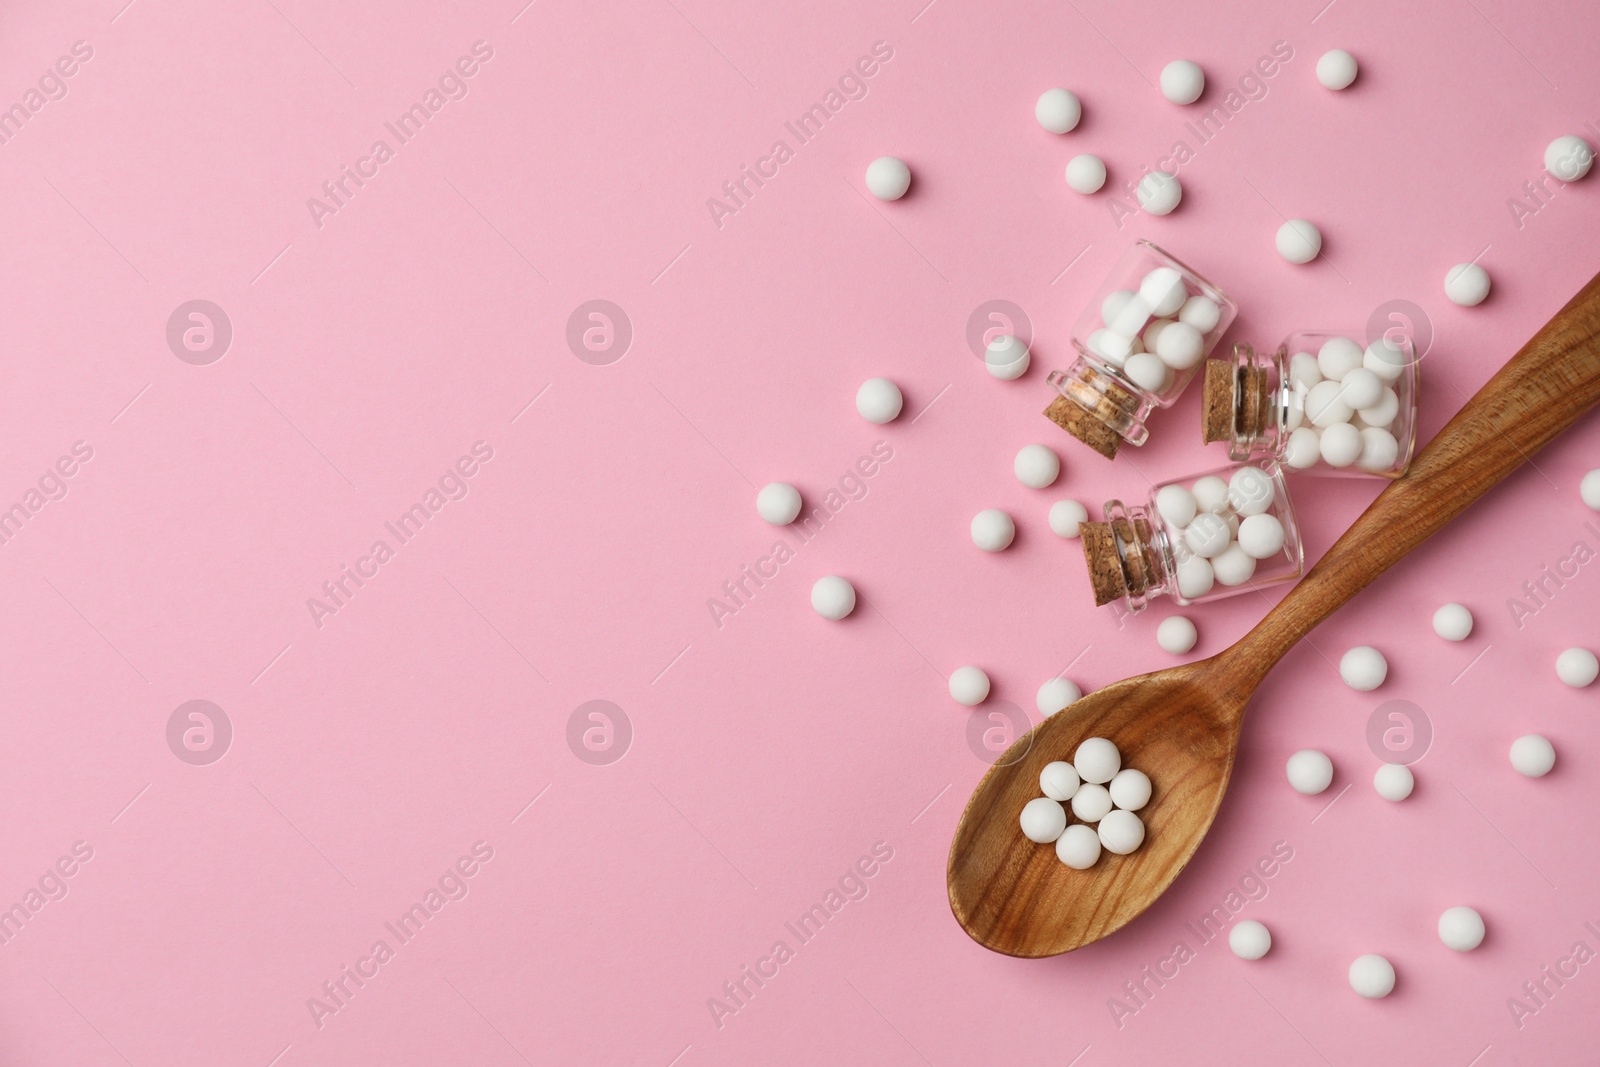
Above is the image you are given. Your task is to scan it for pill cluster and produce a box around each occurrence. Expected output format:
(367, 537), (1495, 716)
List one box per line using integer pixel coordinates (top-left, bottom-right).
(1019, 737), (1151, 869)
(1157, 466), (1290, 597)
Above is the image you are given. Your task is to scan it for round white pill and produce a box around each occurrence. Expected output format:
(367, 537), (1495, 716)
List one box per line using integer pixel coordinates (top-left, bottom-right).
(1176, 555), (1215, 600)
(1155, 484), (1199, 529)
(1305, 381), (1353, 428)
(1337, 367), (1383, 411)
(1356, 427), (1400, 472)
(1157, 615), (1198, 654)
(1142, 316), (1175, 353)
(1109, 293), (1154, 336)
(855, 377), (903, 423)
(1349, 954), (1395, 999)
(1358, 387), (1400, 428)
(949, 665), (990, 706)
(1438, 906), (1486, 952)
(1289, 350), (1323, 390)
(1228, 466), (1276, 515)
(1238, 514), (1286, 560)
(1155, 321), (1205, 370)
(1035, 88), (1082, 133)
(1316, 49), (1358, 90)
(1065, 153), (1107, 194)
(1159, 60), (1205, 104)
(1040, 761), (1081, 802)
(1545, 134), (1595, 182)
(1373, 763), (1414, 801)
(864, 156), (911, 200)
(971, 509), (1015, 552)
(1432, 603), (1473, 641)
(1284, 427), (1321, 469)
(1101, 290), (1135, 325)
(1229, 920), (1272, 960)
(1093, 330), (1140, 366)
(1286, 749), (1334, 795)
(1191, 475), (1229, 513)
(1510, 734), (1556, 777)
(757, 482), (802, 525)
(1185, 513), (1232, 558)
(1445, 263), (1491, 307)
(1582, 469), (1600, 510)
(1049, 499), (1089, 538)
(1320, 422), (1362, 467)
(1178, 294), (1221, 333)
(1055, 824), (1102, 869)
(985, 335), (1030, 379)
(1109, 768), (1152, 811)
(1020, 797), (1068, 844)
(1276, 219), (1322, 264)
(1074, 737), (1121, 784)
(1136, 170), (1182, 216)
(1015, 444), (1062, 488)
(1340, 646), (1388, 690)
(1140, 267), (1189, 318)
(1317, 337), (1364, 382)
(1071, 783), (1114, 822)
(1363, 339), (1408, 383)
(1037, 676), (1082, 716)
(1125, 352), (1170, 393)
(811, 576), (855, 620)
(1211, 544), (1257, 587)
(1098, 808), (1145, 854)
(1557, 648), (1598, 687)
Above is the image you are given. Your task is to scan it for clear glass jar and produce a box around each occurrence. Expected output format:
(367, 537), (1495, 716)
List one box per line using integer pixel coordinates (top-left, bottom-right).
(1202, 330), (1419, 478)
(1079, 460), (1304, 613)
(1044, 240), (1238, 459)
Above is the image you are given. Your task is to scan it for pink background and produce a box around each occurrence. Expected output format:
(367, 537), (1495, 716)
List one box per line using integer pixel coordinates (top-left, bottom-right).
(3, 0), (1598, 1063)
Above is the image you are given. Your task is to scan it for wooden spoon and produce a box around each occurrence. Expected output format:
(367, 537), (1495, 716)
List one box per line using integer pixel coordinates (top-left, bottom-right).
(948, 271), (1600, 958)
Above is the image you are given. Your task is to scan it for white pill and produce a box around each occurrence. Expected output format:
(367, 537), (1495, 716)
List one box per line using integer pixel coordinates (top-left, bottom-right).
(1211, 544), (1257, 586)
(1284, 427), (1321, 469)
(1159, 59), (1205, 104)
(1439, 906), (1486, 952)
(1286, 749), (1334, 795)
(1316, 49), (1359, 90)
(1136, 170), (1182, 216)
(1086, 329), (1130, 368)
(1155, 485), (1199, 529)
(1317, 337), (1364, 381)
(1545, 134), (1595, 182)
(1358, 387), (1400, 428)
(1101, 290), (1135, 325)
(1066, 153), (1107, 194)
(1176, 555), (1215, 600)
(1229, 919), (1272, 960)
(1445, 262), (1491, 307)
(1336, 367), (1383, 411)
(1320, 422), (1362, 467)
(1157, 615), (1197, 654)
(1071, 783), (1114, 822)
(1035, 88), (1082, 133)
(1510, 734), (1556, 777)
(1289, 351), (1323, 391)
(1155, 321), (1205, 370)
(1349, 954), (1395, 999)
(1227, 466), (1276, 515)
(949, 665), (990, 706)
(1125, 352), (1169, 393)
(1238, 514), (1286, 559)
(1040, 761), (1081, 802)
(1557, 648), (1599, 687)
(1363, 339), (1408, 383)
(1276, 219), (1322, 264)
(1305, 381), (1352, 429)
(1049, 499), (1089, 538)
(1020, 797), (1068, 843)
(1582, 469), (1600, 510)
(1098, 809), (1146, 854)
(1178, 294), (1221, 333)
(1074, 737), (1121, 784)
(971, 509), (1015, 551)
(1037, 676), (1083, 716)
(985, 335), (1030, 379)
(1191, 475), (1229, 513)
(756, 482), (802, 525)
(1108, 768), (1152, 812)
(1340, 646), (1388, 690)
(864, 156), (911, 200)
(1109, 294), (1154, 336)
(1373, 763), (1414, 801)
(1185, 513), (1232, 558)
(1356, 427), (1400, 472)
(855, 377), (903, 423)
(1009, 445), (1061, 490)
(1140, 267), (1189, 318)
(811, 576), (855, 620)
(1432, 603), (1474, 641)
(1055, 823), (1102, 869)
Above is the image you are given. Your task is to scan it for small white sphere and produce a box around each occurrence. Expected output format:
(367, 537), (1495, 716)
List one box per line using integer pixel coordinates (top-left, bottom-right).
(1155, 485), (1198, 529)
(1020, 797), (1068, 844)
(1320, 422), (1362, 468)
(1336, 367), (1383, 411)
(1276, 219), (1322, 264)
(971, 509), (1015, 552)
(1510, 734), (1556, 777)
(1109, 768), (1152, 811)
(1191, 475), (1229, 513)
(1049, 499), (1089, 538)
(1238, 514), (1286, 560)
(1142, 318), (1175, 354)
(1101, 290), (1136, 326)
(1176, 555), (1215, 600)
(1305, 381), (1353, 429)
(1014, 444), (1062, 489)
(1284, 427), (1321, 469)
(1055, 824), (1101, 869)
(1358, 387), (1401, 429)
(1582, 469), (1600, 510)
(1157, 615), (1198, 655)
(1438, 906), (1486, 952)
(1349, 954), (1396, 999)
(1071, 783), (1114, 822)
(1098, 809), (1146, 854)
(1227, 466), (1276, 515)
(1154, 321), (1205, 370)
(1229, 920), (1272, 960)
(985, 335), (1031, 379)
(1364, 339), (1408, 383)
(1178, 294), (1221, 333)
(1374, 762), (1414, 801)
(1107, 294), (1153, 340)
(1356, 427), (1400, 473)
(1316, 49), (1359, 90)
(1545, 134), (1595, 183)
(1040, 761), (1081, 802)
(1091, 330), (1140, 367)
(949, 665), (991, 706)
(1036, 676), (1082, 716)
(1036, 88), (1082, 134)
(1286, 749), (1334, 795)
(811, 576), (856, 620)
(1317, 336), (1364, 382)
(864, 156), (911, 200)
(1340, 646), (1388, 691)
(1185, 513), (1232, 558)
(1124, 352), (1170, 393)
(1136, 170), (1182, 216)
(1445, 263), (1491, 307)
(1139, 267), (1189, 318)
(756, 482), (802, 525)
(1557, 648), (1599, 687)
(1211, 544), (1257, 587)
(1433, 604), (1474, 641)
(1289, 350), (1323, 390)
(855, 377), (903, 423)
(1074, 737), (1121, 784)
(1065, 153), (1107, 194)
(1159, 60), (1205, 104)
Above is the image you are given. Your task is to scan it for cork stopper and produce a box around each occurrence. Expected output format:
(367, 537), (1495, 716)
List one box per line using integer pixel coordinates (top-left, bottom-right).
(1201, 359), (1234, 444)
(1044, 396), (1121, 460)
(1200, 352), (1274, 447)
(1080, 521), (1126, 606)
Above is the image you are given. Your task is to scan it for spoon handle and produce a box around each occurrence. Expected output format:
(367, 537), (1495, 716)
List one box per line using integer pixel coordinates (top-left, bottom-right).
(1235, 270), (1600, 671)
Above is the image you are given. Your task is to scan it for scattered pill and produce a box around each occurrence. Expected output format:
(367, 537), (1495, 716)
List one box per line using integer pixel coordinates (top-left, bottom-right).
(1049, 499), (1090, 538)
(1098, 809), (1146, 854)
(1074, 737), (1121, 784)
(1015, 444), (1062, 488)
(1238, 514), (1286, 559)
(1583, 469), (1600, 510)
(1286, 749), (1334, 795)
(986, 335), (1031, 379)
(1340, 646), (1388, 691)
(1556, 648), (1598, 687)
(756, 482), (802, 525)
(1316, 49), (1358, 90)
(1035, 88), (1082, 134)
(1066, 153), (1107, 194)
(1136, 170), (1182, 216)
(864, 156), (911, 200)
(1545, 134), (1595, 183)
(1040, 761), (1081, 802)
(1071, 783), (1114, 822)
(811, 576), (856, 620)
(1445, 263), (1491, 307)
(1432, 603), (1473, 641)
(1108, 768), (1152, 811)
(1276, 219), (1322, 264)
(1373, 763), (1414, 801)
(1438, 906), (1486, 952)
(1055, 823), (1102, 869)
(971, 509), (1016, 551)
(1510, 734), (1556, 778)
(1159, 60), (1205, 104)
(1349, 954), (1396, 999)
(855, 377), (903, 423)
(1157, 615), (1198, 655)
(1020, 797), (1068, 843)
(949, 665), (991, 706)
(1229, 920), (1272, 960)
(1037, 676), (1083, 716)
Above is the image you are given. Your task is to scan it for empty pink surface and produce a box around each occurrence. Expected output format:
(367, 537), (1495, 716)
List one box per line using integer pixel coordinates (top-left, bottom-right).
(2, 0), (1598, 1064)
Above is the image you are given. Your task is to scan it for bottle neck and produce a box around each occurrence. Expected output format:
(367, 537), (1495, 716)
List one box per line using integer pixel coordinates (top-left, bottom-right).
(1081, 500), (1173, 613)
(1202, 342), (1285, 461)
(1044, 352), (1160, 459)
